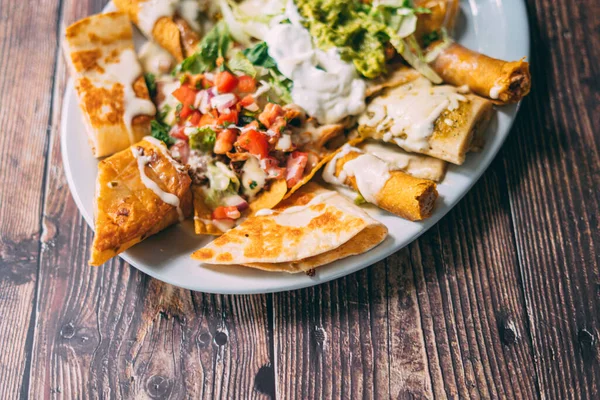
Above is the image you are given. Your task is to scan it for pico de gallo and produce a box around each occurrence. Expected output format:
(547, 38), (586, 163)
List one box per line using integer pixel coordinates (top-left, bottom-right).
(147, 24), (327, 227)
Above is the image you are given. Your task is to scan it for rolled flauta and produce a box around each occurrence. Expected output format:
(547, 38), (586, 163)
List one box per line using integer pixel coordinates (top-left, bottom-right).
(113, 0), (200, 61)
(357, 141), (447, 182)
(322, 144), (438, 221)
(427, 41), (531, 104)
(358, 74), (493, 165)
(414, 0), (460, 39)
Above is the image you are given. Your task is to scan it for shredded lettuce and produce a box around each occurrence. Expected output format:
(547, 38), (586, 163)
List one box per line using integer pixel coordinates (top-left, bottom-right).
(175, 22), (232, 74)
(228, 51), (257, 77)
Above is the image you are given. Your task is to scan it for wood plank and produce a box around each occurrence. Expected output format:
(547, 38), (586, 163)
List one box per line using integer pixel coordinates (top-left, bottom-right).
(27, 1), (274, 398)
(0, 0), (62, 397)
(502, 0), (600, 398)
(273, 162), (539, 398)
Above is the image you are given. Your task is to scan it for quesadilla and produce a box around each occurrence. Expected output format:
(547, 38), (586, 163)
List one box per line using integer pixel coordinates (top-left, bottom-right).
(323, 143), (438, 221)
(64, 12), (156, 157)
(90, 137), (192, 266)
(191, 183), (388, 272)
(113, 0), (200, 61)
(358, 74), (493, 165)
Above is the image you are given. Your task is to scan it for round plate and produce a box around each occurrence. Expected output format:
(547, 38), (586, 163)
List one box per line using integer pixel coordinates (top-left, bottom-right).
(61, 0), (529, 294)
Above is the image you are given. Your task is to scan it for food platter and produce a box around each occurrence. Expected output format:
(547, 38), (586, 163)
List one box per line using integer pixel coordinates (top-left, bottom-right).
(61, 0), (529, 294)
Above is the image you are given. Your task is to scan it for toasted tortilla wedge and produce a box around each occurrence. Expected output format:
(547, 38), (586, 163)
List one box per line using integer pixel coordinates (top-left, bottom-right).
(358, 74), (493, 165)
(113, 0), (200, 61)
(64, 12), (156, 158)
(191, 183), (388, 272)
(90, 137), (192, 266)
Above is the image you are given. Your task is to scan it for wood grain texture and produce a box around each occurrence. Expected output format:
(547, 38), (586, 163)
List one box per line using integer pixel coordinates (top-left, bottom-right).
(273, 162), (540, 399)
(0, 0), (598, 398)
(0, 0), (62, 397)
(502, 0), (600, 398)
(25, 1), (274, 399)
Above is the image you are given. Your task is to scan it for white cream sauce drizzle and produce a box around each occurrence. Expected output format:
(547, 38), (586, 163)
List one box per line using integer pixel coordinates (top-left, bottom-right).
(322, 144), (391, 204)
(359, 77), (467, 153)
(264, 0), (366, 124)
(131, 145), (184, 221)
(138, 41), (175, 75)
(177, 0), (202, 32)
(137, 0), (178, 37)
(104, 48), (157, 144)
(489, 82), (503, 100)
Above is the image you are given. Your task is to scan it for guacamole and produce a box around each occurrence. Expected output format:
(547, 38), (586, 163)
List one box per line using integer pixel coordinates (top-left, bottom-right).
(294, 0), (391, 79)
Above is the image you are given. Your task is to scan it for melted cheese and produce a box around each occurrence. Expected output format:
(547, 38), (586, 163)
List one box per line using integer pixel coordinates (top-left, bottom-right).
(322, 144), (391, 204)
(241, 156), (267, 200)
(360, 77), (467, 153)
(131, 146), (184, 221)
(138, 41), (175, 75)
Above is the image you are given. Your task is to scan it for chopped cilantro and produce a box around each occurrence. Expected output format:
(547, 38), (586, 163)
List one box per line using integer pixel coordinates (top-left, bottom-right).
(249, 180), (257, 190)
(144, 73), (156, 97)
(189, 126), (216, 151)
(242, 42), (277, 69)
(150, 120), (174, 146)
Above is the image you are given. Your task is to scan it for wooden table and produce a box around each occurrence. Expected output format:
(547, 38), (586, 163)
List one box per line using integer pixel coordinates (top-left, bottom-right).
(1, 0), (598, 398)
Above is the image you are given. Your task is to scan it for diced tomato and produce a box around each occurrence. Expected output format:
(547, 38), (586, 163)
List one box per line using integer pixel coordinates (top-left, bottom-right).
(237, 75), (256, 93)
(214, 129), (238, 154)
(237, 129), (269, 159)
(212, 206), (240, 220)
(171, 141), (190, 164)
(217, 109), (239, 126)
(202, 77), (214, 89)
(258, 103), (284, 128)
(215, 71), (238, 93)
(239, 94), (255, 107)
(172, 85), (197, 107)
(262, 157), (286, 179)
(179, 104), (194, 119)
(285, 151), (308, 188)
(199, 113), (216, 127)
(170, 125), (188, 141)
(189, 110), (202, 126)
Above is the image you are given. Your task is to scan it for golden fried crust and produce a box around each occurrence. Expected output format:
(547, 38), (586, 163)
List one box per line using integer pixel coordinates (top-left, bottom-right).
(90, 139), (192, 266)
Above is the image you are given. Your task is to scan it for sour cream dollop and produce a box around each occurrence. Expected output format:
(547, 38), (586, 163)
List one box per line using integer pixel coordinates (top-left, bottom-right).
(264, 2), (366, 124)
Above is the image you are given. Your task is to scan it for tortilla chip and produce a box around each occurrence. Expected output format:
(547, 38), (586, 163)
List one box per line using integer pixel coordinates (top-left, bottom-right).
(191, 183), (388, 272)
(90, 138), (192, 266)
(248, 179), (288, 213)
(192, 185), (226, 235)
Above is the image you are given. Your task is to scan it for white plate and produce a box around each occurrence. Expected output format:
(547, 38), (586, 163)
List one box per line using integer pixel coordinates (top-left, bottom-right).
(61, 0), (530, 294)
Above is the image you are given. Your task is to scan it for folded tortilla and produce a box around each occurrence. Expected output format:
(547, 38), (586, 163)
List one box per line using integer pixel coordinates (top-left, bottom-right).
(113, 0), (200, 61)
(90, 137), (192, 266)
(322, 144), (438, 221)
(427, 41), (531, 104)
(358, 73), (493, 165)
(191, 183), (388, 272)
(358, 141), (447, 182)
(64, 12), (156, 157)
